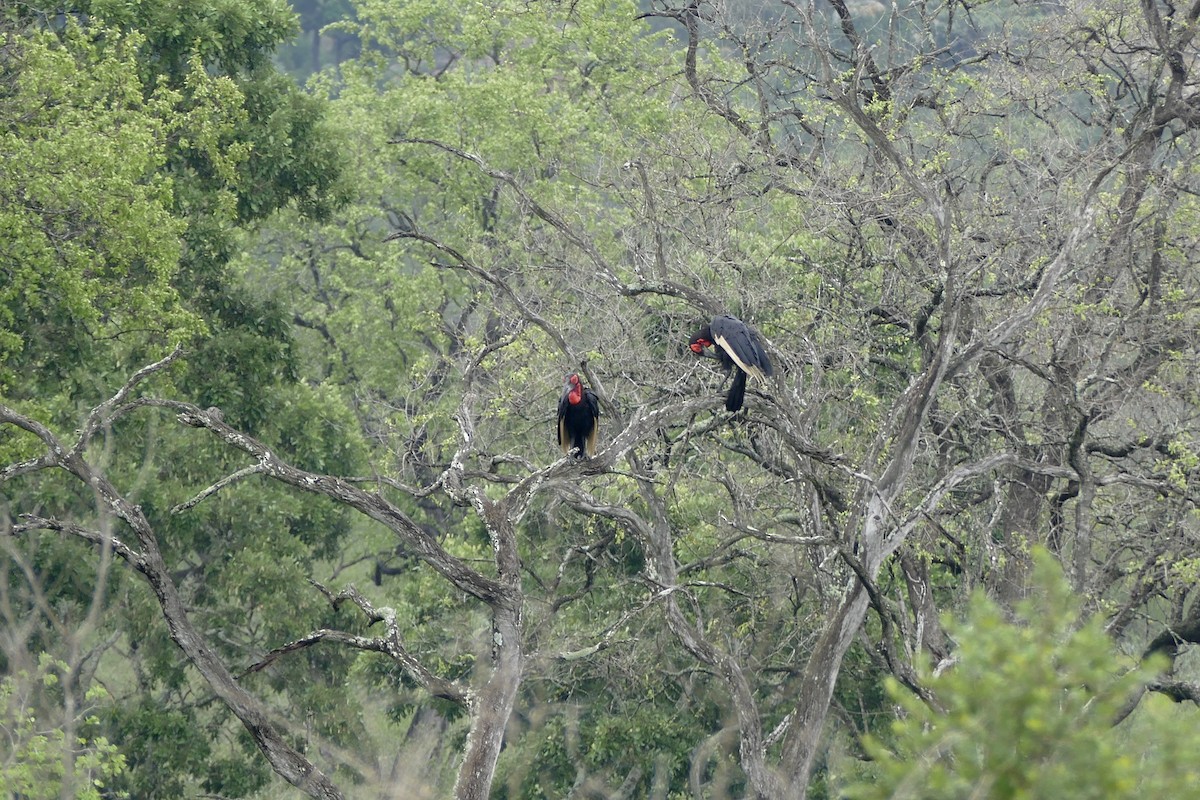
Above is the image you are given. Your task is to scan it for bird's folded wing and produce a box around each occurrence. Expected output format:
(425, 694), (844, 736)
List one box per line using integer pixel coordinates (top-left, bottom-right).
(713, 333), (768, 381)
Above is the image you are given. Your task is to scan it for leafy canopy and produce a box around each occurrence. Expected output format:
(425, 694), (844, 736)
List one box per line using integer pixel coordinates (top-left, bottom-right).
(0, 22), (218, 396)
(846, 550), (1199, 800)
(0, 655), (128, 800)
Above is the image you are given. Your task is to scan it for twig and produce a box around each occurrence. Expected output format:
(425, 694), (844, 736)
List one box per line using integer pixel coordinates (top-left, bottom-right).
(75, 344), (185, 455)
(11, 515), (145, 565)
(172, 463), (267, 513)
(245, 582), (468, 704)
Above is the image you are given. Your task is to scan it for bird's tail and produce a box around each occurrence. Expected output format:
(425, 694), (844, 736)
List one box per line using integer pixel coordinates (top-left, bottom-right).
(726, 369), (747, 412)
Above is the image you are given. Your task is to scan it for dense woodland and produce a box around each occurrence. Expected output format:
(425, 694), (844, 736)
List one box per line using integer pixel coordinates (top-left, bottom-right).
(4, 0), (1200, 797)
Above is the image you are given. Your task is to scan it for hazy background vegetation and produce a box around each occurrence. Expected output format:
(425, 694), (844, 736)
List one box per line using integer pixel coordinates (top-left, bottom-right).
(4, 1), (1200, 797)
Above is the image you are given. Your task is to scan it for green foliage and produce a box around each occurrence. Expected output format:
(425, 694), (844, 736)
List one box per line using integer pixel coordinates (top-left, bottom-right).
(495, 667), (724, 800)
(845, 550), (1195, 800)
(103, 700), (210, 799)
(0, 656), (128, 800)
(0, 22), (207, 397)
(85, 0), (299, 76)
(2, 3), (354, 796)
(7, 0), (1200, 797)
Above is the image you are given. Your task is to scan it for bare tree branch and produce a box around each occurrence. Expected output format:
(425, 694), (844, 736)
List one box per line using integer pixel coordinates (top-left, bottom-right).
(171, 462), (267, 513)
(0, 401), (345, 800)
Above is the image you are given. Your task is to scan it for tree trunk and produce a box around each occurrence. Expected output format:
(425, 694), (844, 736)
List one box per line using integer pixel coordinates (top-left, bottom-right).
(453, 600), (523, 800)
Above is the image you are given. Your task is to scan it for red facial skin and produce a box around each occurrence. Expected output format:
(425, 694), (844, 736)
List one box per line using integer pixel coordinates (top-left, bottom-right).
(566, 374), (583, 404)
(690, 338), (712, 354)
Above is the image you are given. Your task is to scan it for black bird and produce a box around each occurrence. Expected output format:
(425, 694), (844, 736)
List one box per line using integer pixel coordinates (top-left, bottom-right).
(688, 314), (774, 411)
(557, 372), (600, 457)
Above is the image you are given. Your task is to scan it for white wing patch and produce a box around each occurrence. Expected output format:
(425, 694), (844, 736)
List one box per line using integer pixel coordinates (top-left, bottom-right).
(714, 334), (767, 381)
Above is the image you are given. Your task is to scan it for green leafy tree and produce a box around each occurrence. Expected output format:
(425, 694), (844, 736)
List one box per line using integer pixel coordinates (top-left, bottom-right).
(846, 551), (1200, 799)
(1, 4), (354, 798)
(7, 1), (1200, 799)
(0, 20), (208, 403)
(0, 656), (128, 800)
(231, 0), (1200, 796)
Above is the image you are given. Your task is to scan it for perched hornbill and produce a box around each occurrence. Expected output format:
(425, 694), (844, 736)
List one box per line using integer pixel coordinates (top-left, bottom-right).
(557, 372), (600, 457)
(688, 314), (774, 412)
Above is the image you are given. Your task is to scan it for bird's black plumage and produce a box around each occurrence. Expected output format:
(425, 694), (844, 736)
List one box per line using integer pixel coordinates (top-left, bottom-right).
(557, 373), (600, 457)
(688, 314), (773, 411)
